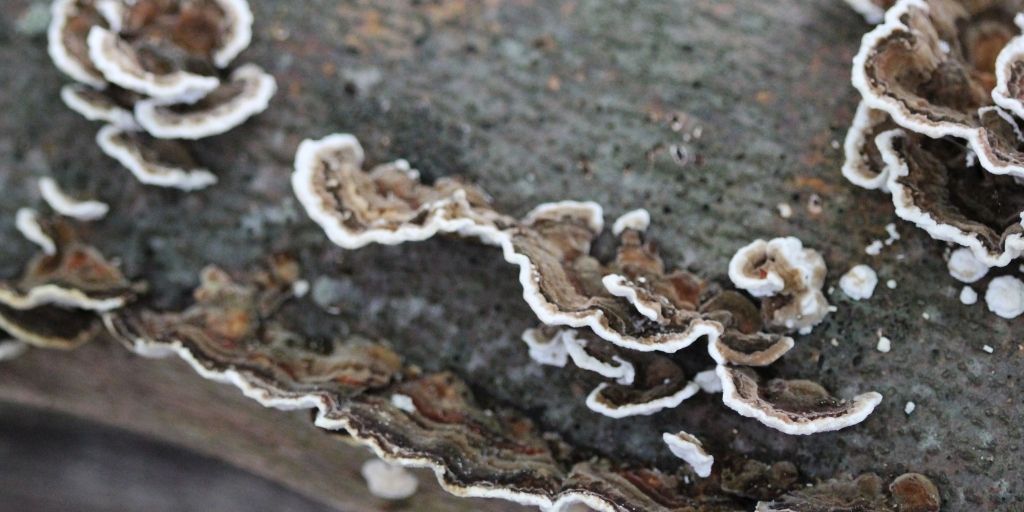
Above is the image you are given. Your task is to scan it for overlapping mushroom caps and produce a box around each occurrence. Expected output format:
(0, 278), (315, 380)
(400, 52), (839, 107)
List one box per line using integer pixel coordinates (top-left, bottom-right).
(103, 261), (834, 511)
(291, 133), (883, 481)
(48, 0), (275, 190)
(2, 218), (140, 349)
(843, 0), (1024, 315)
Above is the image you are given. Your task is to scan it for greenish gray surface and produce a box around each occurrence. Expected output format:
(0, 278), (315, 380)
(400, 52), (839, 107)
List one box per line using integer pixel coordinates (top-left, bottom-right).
(0, 0), (1020, 510)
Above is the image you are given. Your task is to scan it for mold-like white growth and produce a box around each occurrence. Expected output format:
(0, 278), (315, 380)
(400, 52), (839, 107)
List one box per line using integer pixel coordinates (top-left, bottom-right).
(585, 381), (700, 419)
(134, 64), (277, 140)
(15, 208), (56, 255)
(562, 330), (635, 385)
(389, 394), (417, 413)
(96, 125), (218, 190)
(717, 365), (883, 435)
(879, 129), (1024, 267)
(60, 84), (138, 128)
(662, 431), (714, 478)
(211, 0), (255, 68)
(985, 275), (1024, 318)
(87, 27), (221, 103)
(993, 14), (1024, 119)
(0, 283), (128, 312)
(360, 459), (419, 500)
(728, 237), (830, 334)
(611, 208), (651, 236)
(904, 401), (916, 415)
(876, 336), (891, 353)
(38, 177), (109, 221)
(947, 248), (989, 284)
(839, 264), (878, 300)
(960, 286), (979, 305)
(694, 369), (722, 394)
(47, 0), (106, 88)
(520, 327), (569, 367)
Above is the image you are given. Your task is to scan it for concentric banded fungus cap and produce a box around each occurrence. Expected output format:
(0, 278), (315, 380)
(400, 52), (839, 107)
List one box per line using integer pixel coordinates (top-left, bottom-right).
(701, 291), (795, 366)
(48, 0), (120, 88)
(134, 63), (276, 139)
(61, 83), (140, 127)
(993, 14), (1024, 117)
(96, 124), (218, 190)
(842, 102), (900, 190)
(292, 134), (514, 249)
(0, 221), (138, 350)
(585, 353), (700, 419)
(852, 0), (1024, 140)
(851, 0), (1024, 177)
(106, 265), (404, 397)
(717, 366), (883, 435)
(82, 0), (255, 101)
(878, 128), (1024, 267)
(728, 237), (829, 334)
(662, 431), (714, 478)
(506, 205), (722, 353)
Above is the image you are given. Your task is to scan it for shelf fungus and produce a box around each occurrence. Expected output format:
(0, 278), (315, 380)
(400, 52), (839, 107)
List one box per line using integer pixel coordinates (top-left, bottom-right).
(717, 366), (883, 435)
(728, 237), (830, 335)
(48, 0), (273, 190)
(2, 220), (139, 349)
(96, 124), (218, 190)
(293, 133), (882, 437)
(38, 177), (110, 221)
(756, 472), (940, 512)
(662, 431), (714, 478)
(99, 262), (842, 512)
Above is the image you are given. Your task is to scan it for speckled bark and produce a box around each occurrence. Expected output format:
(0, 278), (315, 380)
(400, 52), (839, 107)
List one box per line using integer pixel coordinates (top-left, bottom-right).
(0, 0), (1020, 510)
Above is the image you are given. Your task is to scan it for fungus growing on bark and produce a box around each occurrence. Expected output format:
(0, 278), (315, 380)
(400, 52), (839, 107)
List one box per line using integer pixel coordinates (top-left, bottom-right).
(662, 431), (714, 478)
(60, 83), (139, 127)
(728, 237), (829, 334)
(38, 177), (110, 221)
(877, 128), (1024, 268)
(15, 208), (57, 255)
(584, 354), (700, 419)
(2, 221), (138, 349)
(97, 124), (218, 190)
(520, 326), (569, 367)
(134, 63), (277, 139)
(717, 366), (883, 435)
(48, 0), (272, 189)
(993, 15), (1024, 118)
(842, 102), (899, 190)
(104, 263), (816, 511)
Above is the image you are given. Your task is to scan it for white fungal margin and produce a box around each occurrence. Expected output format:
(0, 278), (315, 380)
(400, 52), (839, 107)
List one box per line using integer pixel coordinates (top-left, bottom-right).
(38, 177), (109, 221)
(662, 431), (714, 478)
(15, 208), (56, 255)
(585, 381), (700, 419)
(96, 125), (218, 191)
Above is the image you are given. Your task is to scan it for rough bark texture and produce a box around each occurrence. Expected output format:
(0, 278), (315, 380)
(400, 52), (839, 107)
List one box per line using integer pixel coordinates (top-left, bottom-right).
(0, 0), (1021, 511)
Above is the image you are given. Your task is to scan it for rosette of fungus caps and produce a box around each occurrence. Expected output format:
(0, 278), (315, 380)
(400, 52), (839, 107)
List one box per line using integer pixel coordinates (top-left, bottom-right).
(843, 0), (1024, 317)
(48, 0), (276, 190)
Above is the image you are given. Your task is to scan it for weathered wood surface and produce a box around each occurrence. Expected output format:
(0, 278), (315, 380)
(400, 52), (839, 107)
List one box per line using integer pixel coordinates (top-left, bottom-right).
(0, 0), (1021, 510)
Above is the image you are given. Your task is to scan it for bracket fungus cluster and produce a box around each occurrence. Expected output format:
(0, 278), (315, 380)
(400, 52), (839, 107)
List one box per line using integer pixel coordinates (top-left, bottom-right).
(844, 0), (1024, 317)
(48, 0), (276, 190)
(2, 218), (139, 351)
(291, 133), (883, 481)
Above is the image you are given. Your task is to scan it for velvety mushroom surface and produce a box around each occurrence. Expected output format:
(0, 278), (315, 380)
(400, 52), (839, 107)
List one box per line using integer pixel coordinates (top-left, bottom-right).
(2, 0), (1021, 510)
